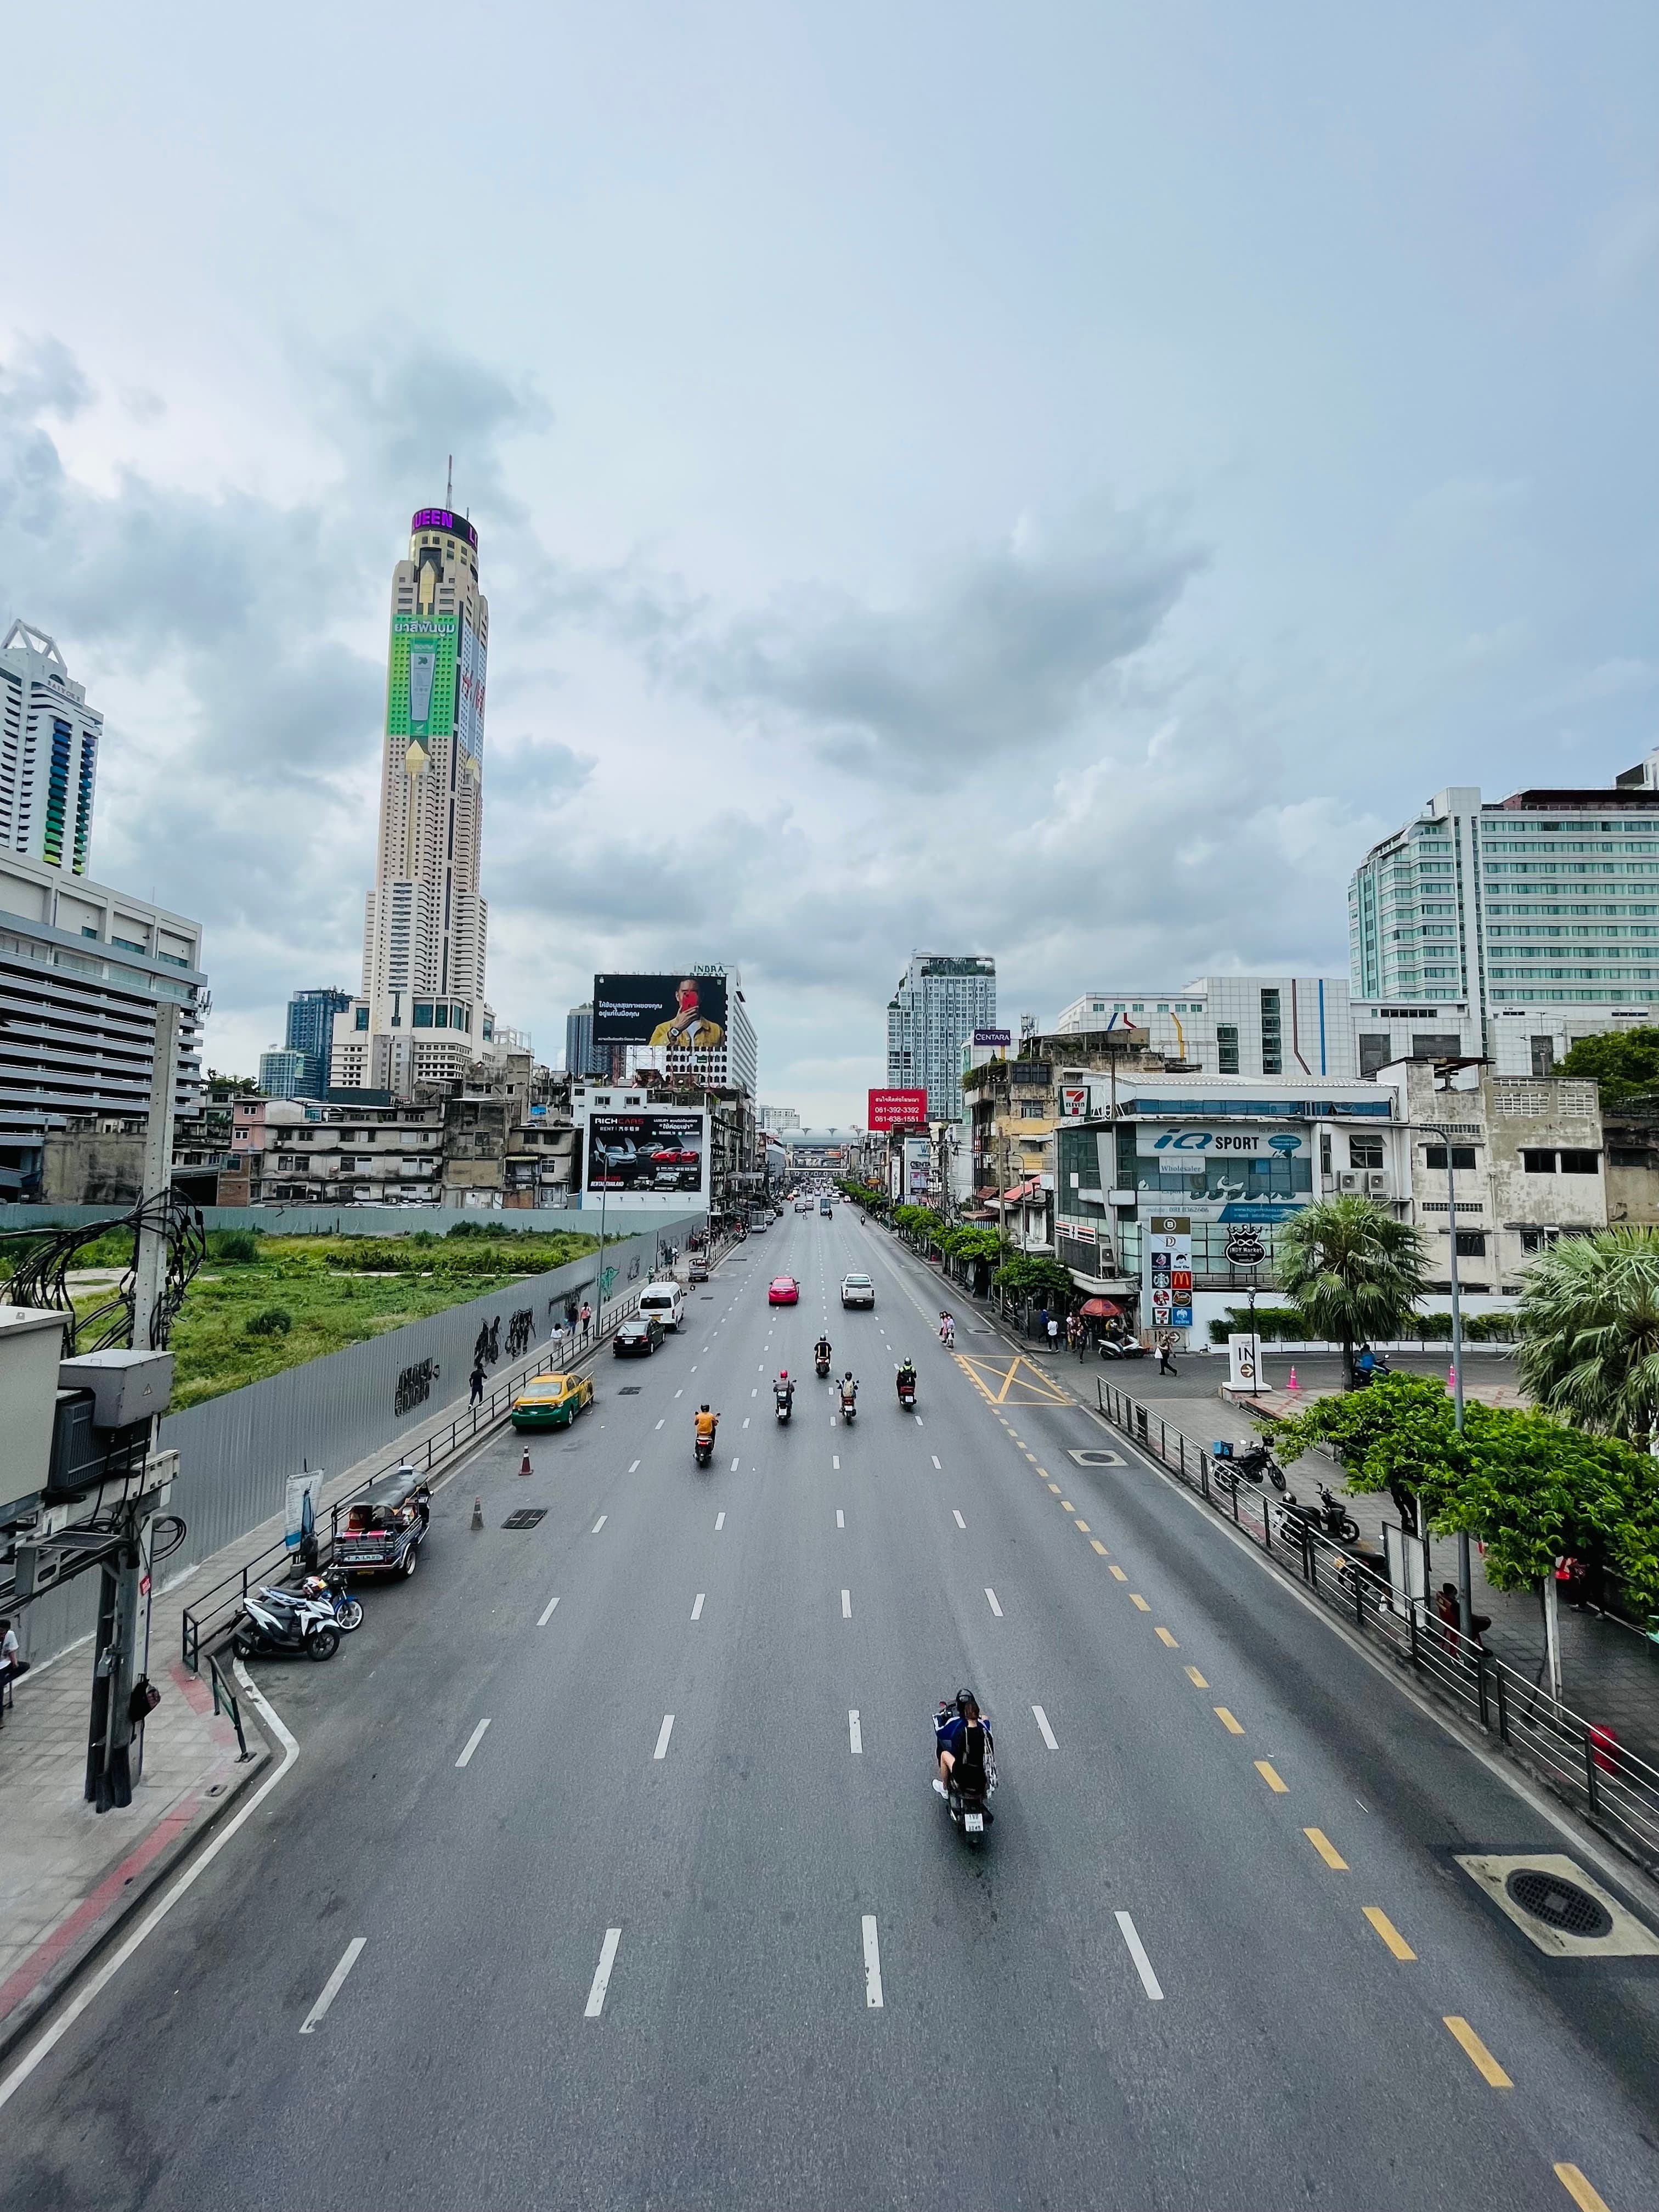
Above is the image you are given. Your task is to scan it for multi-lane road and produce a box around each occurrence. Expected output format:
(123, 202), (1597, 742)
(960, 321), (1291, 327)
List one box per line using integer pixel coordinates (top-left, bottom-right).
(4, 1205), (1658, 2210)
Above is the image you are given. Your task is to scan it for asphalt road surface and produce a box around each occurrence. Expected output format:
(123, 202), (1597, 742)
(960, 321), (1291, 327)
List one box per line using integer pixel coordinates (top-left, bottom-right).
(4, 1206), (1658, 2211)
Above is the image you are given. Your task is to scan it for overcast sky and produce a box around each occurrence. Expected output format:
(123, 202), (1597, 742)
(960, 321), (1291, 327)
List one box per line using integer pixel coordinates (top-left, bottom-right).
(3, 3), (1657, 1121)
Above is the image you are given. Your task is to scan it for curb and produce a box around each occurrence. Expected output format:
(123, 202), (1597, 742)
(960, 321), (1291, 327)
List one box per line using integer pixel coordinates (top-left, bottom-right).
(0, 1726), (272, 2071)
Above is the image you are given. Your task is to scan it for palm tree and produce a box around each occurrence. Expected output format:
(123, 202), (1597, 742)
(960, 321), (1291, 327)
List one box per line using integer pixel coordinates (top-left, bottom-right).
(1274, 1197), (1429, 1386)
(1516, 1226), (1659, 1441)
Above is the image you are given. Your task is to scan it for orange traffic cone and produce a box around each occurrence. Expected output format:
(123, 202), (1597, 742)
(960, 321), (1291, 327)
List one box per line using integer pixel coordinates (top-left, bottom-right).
(519, 1447), (533, 1478)
(1287, 1365), (1299, 1393)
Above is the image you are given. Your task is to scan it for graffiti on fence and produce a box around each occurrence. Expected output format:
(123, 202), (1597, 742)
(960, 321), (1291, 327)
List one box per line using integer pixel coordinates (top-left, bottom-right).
(395, 1357), (439, 1418)
(473, 1315), (502, 1368)
(505, 1307), (535, 1360)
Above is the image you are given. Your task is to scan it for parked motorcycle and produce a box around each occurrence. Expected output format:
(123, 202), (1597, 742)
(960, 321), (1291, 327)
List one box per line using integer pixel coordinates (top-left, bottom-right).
(297, 1568), (364, 1633)
(1274, 1486), (1361, 1548)
(1212, 1442), (1286, 1493)
(233, 1586), (341, 1662)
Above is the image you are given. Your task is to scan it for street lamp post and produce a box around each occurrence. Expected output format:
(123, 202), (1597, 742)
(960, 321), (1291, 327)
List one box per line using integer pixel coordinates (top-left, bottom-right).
(1419, 1119), (1471, 1641)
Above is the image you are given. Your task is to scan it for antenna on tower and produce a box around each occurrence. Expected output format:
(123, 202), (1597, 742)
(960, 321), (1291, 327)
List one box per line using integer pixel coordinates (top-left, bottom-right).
(445, 454), (453, 505)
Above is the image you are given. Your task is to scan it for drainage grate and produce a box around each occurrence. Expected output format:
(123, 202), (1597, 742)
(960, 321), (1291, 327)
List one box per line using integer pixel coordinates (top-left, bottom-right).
(617, 1386), (641, 1395)
(1505, 1870), (1613, 1939)
(501, 1508), (547, 1530)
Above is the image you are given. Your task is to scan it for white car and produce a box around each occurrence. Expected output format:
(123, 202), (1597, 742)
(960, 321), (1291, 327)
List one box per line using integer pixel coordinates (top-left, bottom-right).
(840, 1273), (875, 1310)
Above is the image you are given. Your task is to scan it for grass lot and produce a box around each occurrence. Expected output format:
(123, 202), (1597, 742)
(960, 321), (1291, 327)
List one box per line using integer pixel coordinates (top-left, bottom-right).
(18, 1224), (600, 1411)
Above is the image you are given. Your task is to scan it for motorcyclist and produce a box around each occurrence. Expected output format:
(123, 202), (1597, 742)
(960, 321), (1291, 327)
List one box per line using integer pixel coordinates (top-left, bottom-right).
(694, 1404), (719, 1446)
(814, 1333), (832, 1368)
(896, 1356), (917, 1401)
(839, 1370), (858, 1409)
(934, 1689), (994, 1799)
(938, 1311), (956, 1348)
(774, 1369), (794, 1413)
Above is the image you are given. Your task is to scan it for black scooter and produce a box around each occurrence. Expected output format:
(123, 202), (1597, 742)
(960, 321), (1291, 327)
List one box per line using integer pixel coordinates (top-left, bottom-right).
(774, 1386), (794, 1424)
(694, 1430), (716, 1469)
(815, 1353), (832, 1380)
(1214, 1443), (1286, 1493)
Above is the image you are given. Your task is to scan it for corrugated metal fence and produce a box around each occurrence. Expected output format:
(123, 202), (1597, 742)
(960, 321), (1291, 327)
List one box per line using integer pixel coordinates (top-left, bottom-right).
(18, 1217), (696, 1666)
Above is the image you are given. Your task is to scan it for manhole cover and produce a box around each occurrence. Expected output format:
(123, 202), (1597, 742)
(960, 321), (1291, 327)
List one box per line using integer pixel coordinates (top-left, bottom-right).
(1068, 1448), (1126, 1468)
(1505, 1870), (1613, 1939)
(501, 1508), (546, 1530)
(617, 1386), (641, 1395)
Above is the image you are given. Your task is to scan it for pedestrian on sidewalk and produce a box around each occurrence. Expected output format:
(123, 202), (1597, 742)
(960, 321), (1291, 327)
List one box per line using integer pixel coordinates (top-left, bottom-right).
(580, 1301), (592, 1347)
(1156, 1335), (1178, 1377)
(469, 1361), (485, 1408)
(1046, 1313), (1060, 1353)
(1, 1616), (25, 1720)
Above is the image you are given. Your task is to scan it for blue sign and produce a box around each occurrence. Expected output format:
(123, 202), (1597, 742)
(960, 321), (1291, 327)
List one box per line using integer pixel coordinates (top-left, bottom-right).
(1170, 1303), (1193, 1327)
(1218, 1201), (1300, 1223)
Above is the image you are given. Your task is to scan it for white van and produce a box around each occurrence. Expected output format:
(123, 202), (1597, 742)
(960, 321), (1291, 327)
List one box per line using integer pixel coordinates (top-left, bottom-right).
(637, 1281), (687, 1333)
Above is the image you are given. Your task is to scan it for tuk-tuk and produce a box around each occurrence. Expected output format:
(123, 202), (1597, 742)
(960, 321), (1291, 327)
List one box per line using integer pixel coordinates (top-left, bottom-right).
(333, 1466), (432, 1579)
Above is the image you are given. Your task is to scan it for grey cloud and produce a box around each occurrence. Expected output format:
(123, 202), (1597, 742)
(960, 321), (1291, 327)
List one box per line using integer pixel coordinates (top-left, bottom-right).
(314, 346), (553, 527)
(665, 516), (1203, 775)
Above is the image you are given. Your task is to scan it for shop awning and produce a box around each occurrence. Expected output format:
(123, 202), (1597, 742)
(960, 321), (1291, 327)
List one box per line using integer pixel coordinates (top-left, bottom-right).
(1078, 1296), (1124, 1319)
(1000, 1179), (1042, 1203)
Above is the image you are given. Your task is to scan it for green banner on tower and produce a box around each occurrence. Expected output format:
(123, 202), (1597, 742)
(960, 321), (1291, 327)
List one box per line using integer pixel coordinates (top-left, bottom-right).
(387, 614), (459, 746)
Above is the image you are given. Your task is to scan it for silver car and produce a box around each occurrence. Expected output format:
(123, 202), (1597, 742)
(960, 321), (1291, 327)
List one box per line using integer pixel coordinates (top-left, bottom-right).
(840, 1272), (875, 1309)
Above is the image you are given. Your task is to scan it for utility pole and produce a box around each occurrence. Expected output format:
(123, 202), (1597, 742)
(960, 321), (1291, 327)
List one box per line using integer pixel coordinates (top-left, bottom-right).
(88, 1000), (183, 1809)
(1421, 1111), (1472, 1643)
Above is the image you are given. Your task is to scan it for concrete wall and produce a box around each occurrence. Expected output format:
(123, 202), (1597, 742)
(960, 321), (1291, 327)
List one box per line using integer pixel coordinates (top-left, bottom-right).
(0, 1200), (696, 1239)
(14, 1214), (699, 1668)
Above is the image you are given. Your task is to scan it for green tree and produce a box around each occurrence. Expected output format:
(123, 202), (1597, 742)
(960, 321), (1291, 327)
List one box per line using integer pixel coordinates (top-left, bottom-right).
(1516, 1226), (1659, 1442)
(991, 1254), (1077, 1310)
(1273, 1197), (1428, 1387)
(1553, 1025), (1659, 1102)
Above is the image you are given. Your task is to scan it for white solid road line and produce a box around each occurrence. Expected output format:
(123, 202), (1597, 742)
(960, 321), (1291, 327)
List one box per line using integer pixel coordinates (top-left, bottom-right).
(715, 1511), (725, 1530)
(628, 1458), (640, 1473)
(592, 1515), (607, 1534)
(984, 1587), (1003, 1617)
(585, 1928), (623, 2019)
(952, 1509), (966, 1530)
(299, 1938), (366, 2034)
(932, 1455), (941, 1469)
(836, 1509), (845, 1527)
(455, 1718), (493, 1768)
(538, 1594), (561, 1627)
(1115, 1911), (1165, 2000)
(841, 1588), (853, 1618)
(1032, 1705), (1059, 1751)
(862, 1915), (884, 2009)
(0, 1662), (300, 2114)
(849, 1708), (863, 1753)
(653, 1714), (675, 1760)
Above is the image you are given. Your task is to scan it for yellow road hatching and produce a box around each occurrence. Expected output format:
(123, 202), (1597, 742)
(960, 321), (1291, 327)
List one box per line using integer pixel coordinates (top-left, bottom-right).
(954, 1351), (1075, 1408)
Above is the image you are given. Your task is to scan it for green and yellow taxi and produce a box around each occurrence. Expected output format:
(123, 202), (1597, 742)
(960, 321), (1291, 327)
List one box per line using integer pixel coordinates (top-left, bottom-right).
(510, 1371), (595, 1431)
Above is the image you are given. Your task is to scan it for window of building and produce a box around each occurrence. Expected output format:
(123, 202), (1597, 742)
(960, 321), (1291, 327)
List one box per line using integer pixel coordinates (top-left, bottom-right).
(1521, 1149), (1559, 1172)
(1609, 1147), (1654, 1169)
(1519, 1227), (1560, 1254)
(354, 1006), (369, 1031)
(1357, 1032), (1393, 1079)
(1019, 1101), (1046, 1118)
(413, 1003), (433, 1028)
(1259, 987), (1282, 1075)
(1424, 1145), (1477, 1171)
(1348, 1137), (1385, 1169)
(1454, 1231), (1487, 1257)
(1559, 1150), (1601, 1174)
(1217, 1023), (1240, 1074)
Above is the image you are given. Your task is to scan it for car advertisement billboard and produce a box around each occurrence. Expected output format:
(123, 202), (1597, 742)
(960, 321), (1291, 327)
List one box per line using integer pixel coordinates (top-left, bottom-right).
(867, 1087), (928, 1131)
(584, 1109), (709, 1207)
(592, 973), (729, 1049)
(387, 614), (459, 748)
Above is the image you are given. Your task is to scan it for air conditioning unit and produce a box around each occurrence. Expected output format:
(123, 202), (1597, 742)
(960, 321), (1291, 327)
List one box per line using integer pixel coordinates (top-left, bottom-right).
(1339, 1171), (1362, 1192)
(1366, 1171), (1391, 1196)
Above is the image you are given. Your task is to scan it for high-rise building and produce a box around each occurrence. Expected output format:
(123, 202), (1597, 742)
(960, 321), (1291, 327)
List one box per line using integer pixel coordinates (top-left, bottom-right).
(0, 622), (100, 877)
(0, 847), (204, 1194)
(565, 1001), (601, 1079)
(886, 953), (996, 1122)
(334, 505), (497, 1096)
(258, 1047), (306, 1099)
(285, 987), (349, 1099)
(1348, 752), (1659, 1073)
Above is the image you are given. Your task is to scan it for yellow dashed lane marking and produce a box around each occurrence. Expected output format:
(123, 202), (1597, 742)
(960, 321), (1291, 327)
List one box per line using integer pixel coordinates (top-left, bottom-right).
(1305, 1827), (1348, 1870)
(1154, 1626), (1178, 1648)
(1129, 1594), (1151, 1612)
(1060, 1499), (1075, 1511)
(1553, 2164), (1610, 2211)
(1185, 1666), (1209, 1689)
(1090, 1539), (1108, 1556)
(1215, 1707), (1245, 1735)
(1363, 1908), (1416, 1961)
(1109, 1565), (1128, 1583)
(1048, 1482), (1062, 1493)
(1074, 1518), (1091, 1533)
(1254, 1760), (1288, 1793)
(1443, 2016), (1512, 2089)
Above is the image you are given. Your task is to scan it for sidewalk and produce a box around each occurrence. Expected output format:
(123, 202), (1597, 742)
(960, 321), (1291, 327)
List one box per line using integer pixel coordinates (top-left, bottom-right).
(1106, 1350), (1659, 1775)
(0, 1283), (645, 2061)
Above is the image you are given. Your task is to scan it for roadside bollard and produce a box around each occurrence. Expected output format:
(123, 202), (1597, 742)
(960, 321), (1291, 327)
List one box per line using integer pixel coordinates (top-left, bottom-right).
(1287, 1365), (1299, 1393)
(519, 1447), (533, 1479)
(471, 1496), (484, 1531)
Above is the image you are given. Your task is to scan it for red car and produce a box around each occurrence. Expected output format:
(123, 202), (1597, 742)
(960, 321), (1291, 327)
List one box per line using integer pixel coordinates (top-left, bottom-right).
(768, 1276), (800, 1305)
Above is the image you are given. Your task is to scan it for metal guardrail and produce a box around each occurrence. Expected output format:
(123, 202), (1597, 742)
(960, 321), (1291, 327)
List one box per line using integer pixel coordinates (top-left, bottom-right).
(1096, 1378), (1659, 1876)
(207, 1651), (257, 1762)
(180, 1286), (659, 1671)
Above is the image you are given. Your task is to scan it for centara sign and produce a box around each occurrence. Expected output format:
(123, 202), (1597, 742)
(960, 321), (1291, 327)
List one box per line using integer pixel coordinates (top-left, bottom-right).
(1136, 1127), (1305, 1156)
